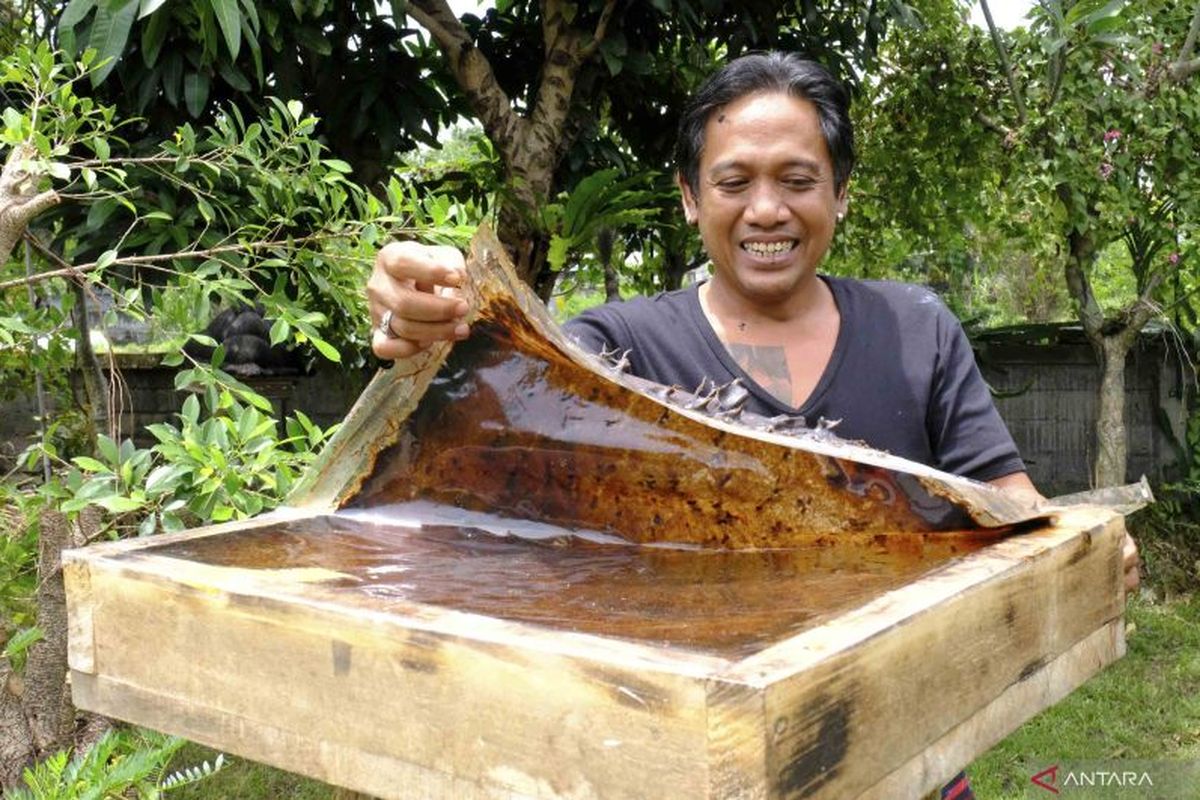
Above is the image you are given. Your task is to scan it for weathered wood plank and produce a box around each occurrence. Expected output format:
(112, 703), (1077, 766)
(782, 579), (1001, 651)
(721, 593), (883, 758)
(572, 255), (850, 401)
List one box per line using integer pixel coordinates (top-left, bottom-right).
(67, 551), (716, 799)
(860, 619), (1124, 799)
(72, 672), (526, 799)
(742, 509), (1124, 800)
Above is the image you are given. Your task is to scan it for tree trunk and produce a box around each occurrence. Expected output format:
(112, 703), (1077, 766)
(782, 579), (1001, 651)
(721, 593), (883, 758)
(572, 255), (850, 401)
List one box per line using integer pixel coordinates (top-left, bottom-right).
(21, 511), (76, 758)
(662, 248), (693, 291)
(71, 282), (112, 446)
(499, 147), (560, 288)
(598, 227), (620, 302)
(0, 655), (34, 787)
(1093, 336), (1132, 488)
(1, 144), (60, 266)
(0, 508), (105, 790)
(407, 0), (618, 291)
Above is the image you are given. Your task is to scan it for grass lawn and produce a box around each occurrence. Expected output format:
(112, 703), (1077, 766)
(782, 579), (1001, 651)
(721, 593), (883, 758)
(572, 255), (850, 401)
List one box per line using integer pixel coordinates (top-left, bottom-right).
(168, 741), (329, 799)
(163, 595), (1200, 799)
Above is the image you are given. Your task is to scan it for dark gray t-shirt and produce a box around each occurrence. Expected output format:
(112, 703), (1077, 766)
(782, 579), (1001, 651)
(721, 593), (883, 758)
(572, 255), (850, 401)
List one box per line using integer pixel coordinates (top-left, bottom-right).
(564, 276), (1024, 482)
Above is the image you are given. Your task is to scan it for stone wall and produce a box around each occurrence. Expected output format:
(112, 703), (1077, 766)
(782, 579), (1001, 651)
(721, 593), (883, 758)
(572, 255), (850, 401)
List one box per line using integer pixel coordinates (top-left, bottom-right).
(104, 360), (371, 447)
(0, 359), (372, 461)
(977, 326), (1191, 496)
(3, 331), (1191, 498)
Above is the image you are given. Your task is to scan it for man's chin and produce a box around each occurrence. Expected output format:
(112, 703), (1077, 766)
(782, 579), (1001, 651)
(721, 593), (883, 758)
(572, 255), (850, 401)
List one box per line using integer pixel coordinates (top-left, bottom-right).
(730, 269), (809, 304)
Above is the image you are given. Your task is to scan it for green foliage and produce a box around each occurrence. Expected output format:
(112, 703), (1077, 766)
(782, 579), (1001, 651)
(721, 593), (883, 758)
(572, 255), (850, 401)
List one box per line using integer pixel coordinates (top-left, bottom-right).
(7, 728), (224, 800)
(1, 42), (393, 371)
(38, 0), (921, 294)
(0, 41), (471, 525)
(382, 176), (489, 250)
(0, 42), (447, 621)
(1001, 0), (1198, 315)
(53, 386), (334, 534)
(397, 124), (505, 211)
(54, 0), (460, 182)
(542, 168), (665, 274)
(836, 0), (1200, 334)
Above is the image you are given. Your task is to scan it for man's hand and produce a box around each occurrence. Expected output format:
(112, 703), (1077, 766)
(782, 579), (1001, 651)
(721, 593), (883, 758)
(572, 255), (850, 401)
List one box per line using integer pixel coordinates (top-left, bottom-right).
(368, 241), (471, 361)
(1122, 532), (1140, 598)
(989, 472), (1141, 600)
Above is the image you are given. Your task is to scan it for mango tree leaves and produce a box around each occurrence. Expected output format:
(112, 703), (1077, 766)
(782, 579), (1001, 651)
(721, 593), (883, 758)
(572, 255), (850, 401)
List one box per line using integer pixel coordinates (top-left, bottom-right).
(85, 0), (139, 86)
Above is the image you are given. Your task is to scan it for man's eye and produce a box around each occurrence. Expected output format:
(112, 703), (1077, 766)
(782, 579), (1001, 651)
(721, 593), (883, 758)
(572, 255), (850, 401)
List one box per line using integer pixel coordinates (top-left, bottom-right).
(783, 178), (816, 189)
(716, 180), (748, 191)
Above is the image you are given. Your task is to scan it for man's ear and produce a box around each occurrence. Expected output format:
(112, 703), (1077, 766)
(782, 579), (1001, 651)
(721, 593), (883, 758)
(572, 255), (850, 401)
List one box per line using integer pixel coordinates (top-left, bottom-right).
(836, 181), (850, 219)
(676, 173), (698, 225)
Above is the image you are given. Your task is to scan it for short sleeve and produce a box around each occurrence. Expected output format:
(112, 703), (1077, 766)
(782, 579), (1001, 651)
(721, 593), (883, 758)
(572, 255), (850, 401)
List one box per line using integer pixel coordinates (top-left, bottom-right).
(563, 309), (623, 356)
(927, 310), (1026, 481)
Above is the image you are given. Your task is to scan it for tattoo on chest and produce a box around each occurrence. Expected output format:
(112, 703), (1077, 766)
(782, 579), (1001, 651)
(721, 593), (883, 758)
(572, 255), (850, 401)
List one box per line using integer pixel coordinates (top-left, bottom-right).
(725, 343), (792, 405)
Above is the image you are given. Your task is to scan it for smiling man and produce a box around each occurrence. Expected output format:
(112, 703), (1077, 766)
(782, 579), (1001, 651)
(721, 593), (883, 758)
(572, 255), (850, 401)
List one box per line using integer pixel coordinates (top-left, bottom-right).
(369, 54), (1039, 489)
(367, 52), (1134, 800)
(560, 55), (1035, 495)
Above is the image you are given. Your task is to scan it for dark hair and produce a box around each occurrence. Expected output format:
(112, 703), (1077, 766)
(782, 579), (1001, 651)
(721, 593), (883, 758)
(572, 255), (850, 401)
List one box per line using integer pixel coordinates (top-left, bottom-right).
(674, 52), (854, 197)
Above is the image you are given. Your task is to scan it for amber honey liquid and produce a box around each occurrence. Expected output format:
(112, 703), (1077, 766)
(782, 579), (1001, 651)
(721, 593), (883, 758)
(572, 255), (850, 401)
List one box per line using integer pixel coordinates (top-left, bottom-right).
(143, 503), (996, 659)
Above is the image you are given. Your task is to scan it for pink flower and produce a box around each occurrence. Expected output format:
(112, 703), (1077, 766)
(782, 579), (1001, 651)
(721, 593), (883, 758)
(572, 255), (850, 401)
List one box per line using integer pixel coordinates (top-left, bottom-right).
(1151, 42), (1164, 55)
(1099, 162), (1114, 180)
(1103, 129), (1122, 144)
(1169, 252), (1181, 266)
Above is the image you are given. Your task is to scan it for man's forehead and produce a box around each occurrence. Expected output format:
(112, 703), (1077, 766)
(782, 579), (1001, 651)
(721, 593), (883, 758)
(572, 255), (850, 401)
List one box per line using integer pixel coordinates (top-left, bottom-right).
(705, 155), (825, 174)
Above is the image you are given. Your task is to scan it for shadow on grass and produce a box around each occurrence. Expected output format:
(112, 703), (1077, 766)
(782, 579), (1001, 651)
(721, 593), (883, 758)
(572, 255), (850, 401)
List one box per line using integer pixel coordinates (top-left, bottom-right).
(167, 741), (332, 800)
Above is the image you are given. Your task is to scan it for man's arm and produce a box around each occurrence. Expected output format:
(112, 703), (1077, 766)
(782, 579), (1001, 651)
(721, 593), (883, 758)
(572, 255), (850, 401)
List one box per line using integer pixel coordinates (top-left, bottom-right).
(989, 471), (1139, 596)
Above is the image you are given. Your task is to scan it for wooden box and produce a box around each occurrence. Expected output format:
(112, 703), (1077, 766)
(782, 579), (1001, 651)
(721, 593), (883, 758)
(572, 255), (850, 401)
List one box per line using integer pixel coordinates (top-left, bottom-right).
(64, 505), (1125, 799)
(64, 229), (1128, 798)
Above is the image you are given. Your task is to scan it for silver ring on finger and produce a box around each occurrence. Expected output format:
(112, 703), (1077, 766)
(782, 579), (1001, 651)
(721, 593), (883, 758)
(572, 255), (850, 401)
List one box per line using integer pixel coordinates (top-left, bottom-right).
(378, 309), (398, 339)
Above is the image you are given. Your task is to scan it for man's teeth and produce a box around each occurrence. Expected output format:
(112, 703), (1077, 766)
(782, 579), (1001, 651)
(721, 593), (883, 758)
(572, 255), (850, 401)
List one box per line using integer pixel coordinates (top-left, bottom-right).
(743, 241), (794, 255)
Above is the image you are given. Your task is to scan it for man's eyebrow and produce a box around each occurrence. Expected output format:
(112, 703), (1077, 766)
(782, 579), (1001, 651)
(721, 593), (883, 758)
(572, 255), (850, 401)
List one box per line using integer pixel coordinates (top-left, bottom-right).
(706, 157), (824, 174)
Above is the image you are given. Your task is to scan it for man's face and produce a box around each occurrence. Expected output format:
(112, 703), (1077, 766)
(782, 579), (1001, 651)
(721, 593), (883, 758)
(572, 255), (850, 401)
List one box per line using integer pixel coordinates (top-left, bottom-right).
(680, 91), (847, 309)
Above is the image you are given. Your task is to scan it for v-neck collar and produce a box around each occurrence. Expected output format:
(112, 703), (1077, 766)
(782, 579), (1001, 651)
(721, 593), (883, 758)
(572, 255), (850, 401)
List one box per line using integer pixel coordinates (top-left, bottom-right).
(685, 276), (850, 416)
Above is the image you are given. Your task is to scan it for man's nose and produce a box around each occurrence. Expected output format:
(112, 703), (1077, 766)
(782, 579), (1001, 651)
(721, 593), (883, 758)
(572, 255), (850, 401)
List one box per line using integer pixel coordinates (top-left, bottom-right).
(743, 182), (790, 226)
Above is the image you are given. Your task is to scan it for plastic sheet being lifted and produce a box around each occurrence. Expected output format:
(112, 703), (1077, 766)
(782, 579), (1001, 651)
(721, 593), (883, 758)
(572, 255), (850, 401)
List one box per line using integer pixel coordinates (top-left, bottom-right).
(288, 226), (1049, 548)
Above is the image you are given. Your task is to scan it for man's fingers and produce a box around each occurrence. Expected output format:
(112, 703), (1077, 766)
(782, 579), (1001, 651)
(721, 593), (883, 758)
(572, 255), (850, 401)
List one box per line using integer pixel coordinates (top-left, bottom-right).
(1122, 533), (1140, 595)
(376, 240), (465, 287)
(372, 330), (427, 361)
(371, 322), (469, 361)
(368, 241), (471, 361)
(392, 289), (469, 324)
(385, 316), (470, 344)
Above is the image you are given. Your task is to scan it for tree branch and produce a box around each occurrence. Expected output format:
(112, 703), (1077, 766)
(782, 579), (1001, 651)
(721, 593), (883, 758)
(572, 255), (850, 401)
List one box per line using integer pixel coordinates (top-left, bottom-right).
(408, 0), (527, 162)
(540, 0), (554, 52)
(1, 144), (62, 265)
(1155, 272), (1200, 316)
(22, 231), (82, 279)
(1125, 269), (1167, 338)
(1169, 57), (1200, 82)
(980, 0), (1029, 125)
(528, 0), (604, 152)
(1, 232), (335, 293)
(580, 0), (620, 60)
(1173, 1), (1200, 72)
(975, 111), (1013, 138)
(1057, 181), (1105, 342)
(67, 155), (180, 168)
(1064, 247), (1105, 341)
